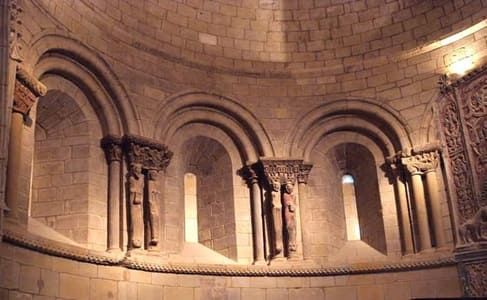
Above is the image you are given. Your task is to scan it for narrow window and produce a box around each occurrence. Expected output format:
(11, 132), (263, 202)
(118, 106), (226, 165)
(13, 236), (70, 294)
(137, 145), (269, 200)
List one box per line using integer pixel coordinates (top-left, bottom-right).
(184, 173), (198, 242)
(342, 174), (361, 240)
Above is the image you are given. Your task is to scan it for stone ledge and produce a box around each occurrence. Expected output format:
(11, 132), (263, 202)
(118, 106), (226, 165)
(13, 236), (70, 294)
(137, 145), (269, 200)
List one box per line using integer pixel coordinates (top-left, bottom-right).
(3, 225), (458, 277)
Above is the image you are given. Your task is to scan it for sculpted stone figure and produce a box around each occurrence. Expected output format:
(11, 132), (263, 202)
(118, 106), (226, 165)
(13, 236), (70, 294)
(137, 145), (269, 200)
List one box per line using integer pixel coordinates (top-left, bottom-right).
(270, 180), (283, 257)
(282, 181), (297, 255)
(129, 163), (144, 248)
(459, 206), (487, 244)
(147, 170), (160, 247)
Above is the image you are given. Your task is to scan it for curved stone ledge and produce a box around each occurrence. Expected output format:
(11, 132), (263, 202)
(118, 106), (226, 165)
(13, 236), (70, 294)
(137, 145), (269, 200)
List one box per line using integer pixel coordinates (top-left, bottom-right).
(3, 227), (457, 277)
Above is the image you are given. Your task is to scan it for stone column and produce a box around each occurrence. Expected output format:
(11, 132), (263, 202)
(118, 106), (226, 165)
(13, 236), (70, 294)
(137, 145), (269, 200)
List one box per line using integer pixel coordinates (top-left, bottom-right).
(297, 163), (313, 260)
(101, 136), (123, 253)
(241, 165), (265, 264)
(402, 154), (432, 252)
(5, 67), (46, 221)
(423, 151), (446, 248)
(389, 160), (414, 254)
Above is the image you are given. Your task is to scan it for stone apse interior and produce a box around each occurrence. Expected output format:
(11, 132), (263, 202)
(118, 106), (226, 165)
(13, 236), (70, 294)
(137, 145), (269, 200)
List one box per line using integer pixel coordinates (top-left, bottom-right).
(0, 0), (486, 299)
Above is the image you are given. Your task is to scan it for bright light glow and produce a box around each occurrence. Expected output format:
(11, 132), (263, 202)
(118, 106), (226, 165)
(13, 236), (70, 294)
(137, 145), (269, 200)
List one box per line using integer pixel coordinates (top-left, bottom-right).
(342, 174), (354, 184)
(342, 175), (361, 241)
(449, 52), (474, 76)
(184, 173), (198, 243)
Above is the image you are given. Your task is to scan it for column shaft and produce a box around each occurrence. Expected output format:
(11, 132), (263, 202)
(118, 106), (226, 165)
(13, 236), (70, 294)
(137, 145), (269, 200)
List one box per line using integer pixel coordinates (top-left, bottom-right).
(425, 170), (446, 248)
(107, 160), (121, 252)
(298, 182), (311, 260)
(5, 111), (23, 219)
(251, 180), (265, 263)
(396, 175), (414, 254)
(411, 173), (432, 251)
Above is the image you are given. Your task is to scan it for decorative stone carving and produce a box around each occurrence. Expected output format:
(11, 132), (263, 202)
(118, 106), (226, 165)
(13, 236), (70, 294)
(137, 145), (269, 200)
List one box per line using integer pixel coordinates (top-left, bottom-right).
(147, 170), (160, 248)
(282, 181), (297, 257)
(401, 150), (439, 175)
(463, 261), (487, 297)
(437, 65), (487, 222)
(297, 163), (312, 184)
(13, 67), (47, 115)
(9, 0), (23, 62)
(101, 135), (123, 162)
(459, 206), (487, 244)
(123, 135), (172, 250)
(124, 134), (173, 171)
(270, 179), (283, 257)
(258, 158), (310, 260)
(260, 159), (302, 185)
(128, 163), (144, 249)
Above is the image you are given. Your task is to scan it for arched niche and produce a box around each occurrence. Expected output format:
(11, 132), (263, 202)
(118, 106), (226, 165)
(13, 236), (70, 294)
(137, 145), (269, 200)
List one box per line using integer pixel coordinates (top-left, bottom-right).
(30, 77), (107, 250)
(163, 124), (252, 264)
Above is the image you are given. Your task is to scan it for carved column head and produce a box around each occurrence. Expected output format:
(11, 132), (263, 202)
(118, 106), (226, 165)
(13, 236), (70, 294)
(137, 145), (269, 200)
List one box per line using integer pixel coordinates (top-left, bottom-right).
(13, 67), (47, 116)
(297, 163), (312, 184)
(101, 135), (123, 163)
(401, 149), (440, 175)
(124, 134), (173, 173)
(238, 164), (260, 187)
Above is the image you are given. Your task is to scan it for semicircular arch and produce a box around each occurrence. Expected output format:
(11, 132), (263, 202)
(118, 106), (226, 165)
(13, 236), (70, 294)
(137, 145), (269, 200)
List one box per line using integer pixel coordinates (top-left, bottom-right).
(155, 90), (274, 163)
(287, 99), (412, 158)
(26, 31), (141, 136)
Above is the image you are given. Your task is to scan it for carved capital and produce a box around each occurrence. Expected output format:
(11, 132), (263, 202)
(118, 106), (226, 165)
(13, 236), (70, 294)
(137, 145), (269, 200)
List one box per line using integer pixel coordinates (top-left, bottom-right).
(401, 150), (440, 175)
(13, 67), (47, 115)
(238, 164), (259, 186)
(258, 158), (312, 186)
(259, 158), (302, 186)
(101, 135), (123, 163)
(297, 163), (313, 184)
(124, 135), (173, 171)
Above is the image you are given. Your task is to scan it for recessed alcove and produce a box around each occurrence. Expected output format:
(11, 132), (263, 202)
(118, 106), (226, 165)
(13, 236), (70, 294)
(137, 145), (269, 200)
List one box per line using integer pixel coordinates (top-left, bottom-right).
(179, 136), (237, 261)
(31, 87), (107, 251)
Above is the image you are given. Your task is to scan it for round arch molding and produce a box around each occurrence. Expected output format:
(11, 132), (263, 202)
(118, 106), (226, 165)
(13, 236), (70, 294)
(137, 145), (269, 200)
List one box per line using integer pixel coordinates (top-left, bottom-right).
(286, 98), (413, 159)
(26, 31), (142, 136)
(154, 90), (274, 163)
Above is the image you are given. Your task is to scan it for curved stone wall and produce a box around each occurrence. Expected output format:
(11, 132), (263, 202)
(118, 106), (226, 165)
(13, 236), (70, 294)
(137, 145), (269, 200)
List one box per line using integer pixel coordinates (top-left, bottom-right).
(1, 0), (486, 298)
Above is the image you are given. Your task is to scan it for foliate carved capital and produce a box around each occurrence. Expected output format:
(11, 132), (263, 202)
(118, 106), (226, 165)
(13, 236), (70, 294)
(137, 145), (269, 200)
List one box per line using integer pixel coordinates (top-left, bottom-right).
(13, 67), (47, 115)
(124, 135), (173, 172)
(401, 150), (440, 175)
(258, 158), (312, 186)
(101, 135), (123, 163)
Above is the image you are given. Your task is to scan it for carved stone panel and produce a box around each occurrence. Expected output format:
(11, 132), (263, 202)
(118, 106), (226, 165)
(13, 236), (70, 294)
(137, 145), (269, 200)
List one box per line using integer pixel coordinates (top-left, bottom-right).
(458, 74), (487, 207)
(462, 260), (487, 297)
(437, 68), (486, 222)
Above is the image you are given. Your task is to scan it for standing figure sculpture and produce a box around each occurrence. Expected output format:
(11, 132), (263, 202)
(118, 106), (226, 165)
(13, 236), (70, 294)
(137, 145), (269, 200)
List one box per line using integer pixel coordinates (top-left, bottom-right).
(271, 180), (283, 258)
(129, 163), (144, 249)
(282, 181), (297, 256)
(147, 170), (160, 247)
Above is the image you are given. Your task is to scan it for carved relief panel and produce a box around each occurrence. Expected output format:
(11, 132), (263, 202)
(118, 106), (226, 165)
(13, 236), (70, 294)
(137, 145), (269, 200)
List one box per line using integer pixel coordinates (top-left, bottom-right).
(437, 67), (487, 227)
